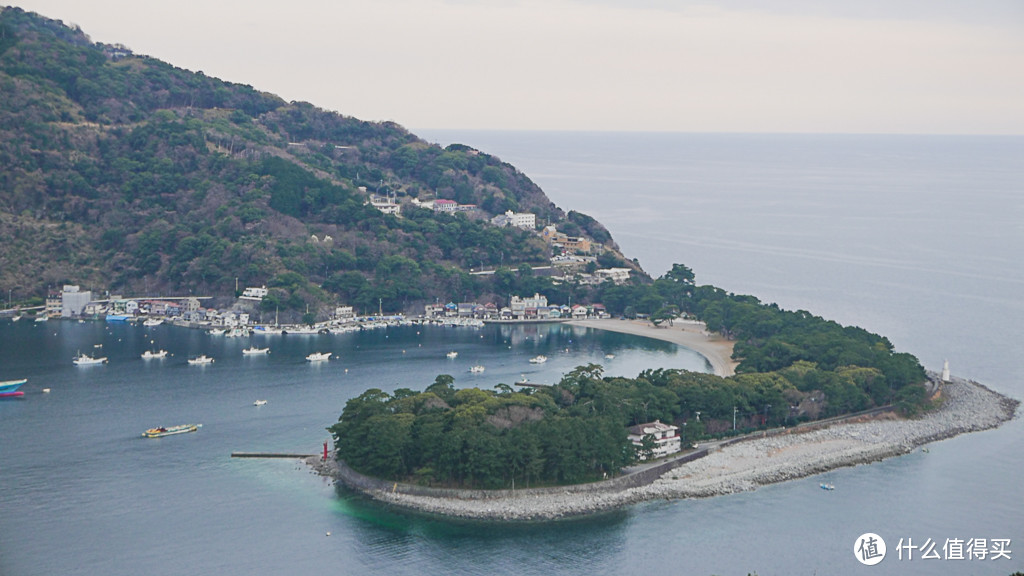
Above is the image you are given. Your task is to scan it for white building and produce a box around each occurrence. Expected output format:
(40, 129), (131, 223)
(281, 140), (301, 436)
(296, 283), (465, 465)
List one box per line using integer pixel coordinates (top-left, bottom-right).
(595, 268), (631, 284)
(628, 420), (682, 460)
(491, 210), (536, 229)
(369, 194), (401, 215)
(510, 293), (548, 318)
(61, 285), (93, 318)
(240, 286), (269, 301)
(433, 199), (458, 213)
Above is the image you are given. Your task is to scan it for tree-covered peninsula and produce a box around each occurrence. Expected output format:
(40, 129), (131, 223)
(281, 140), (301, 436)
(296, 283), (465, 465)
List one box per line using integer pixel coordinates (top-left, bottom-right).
(330, 265), (930, 490)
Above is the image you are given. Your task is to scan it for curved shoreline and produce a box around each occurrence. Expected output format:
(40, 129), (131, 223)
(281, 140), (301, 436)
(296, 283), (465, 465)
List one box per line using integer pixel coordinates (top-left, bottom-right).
(309, 376), (1018, 521)
(566, 318), (739, 377)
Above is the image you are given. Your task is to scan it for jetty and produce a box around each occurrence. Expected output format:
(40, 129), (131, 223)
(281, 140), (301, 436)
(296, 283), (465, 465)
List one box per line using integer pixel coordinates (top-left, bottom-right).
(231, 452), (317, 459)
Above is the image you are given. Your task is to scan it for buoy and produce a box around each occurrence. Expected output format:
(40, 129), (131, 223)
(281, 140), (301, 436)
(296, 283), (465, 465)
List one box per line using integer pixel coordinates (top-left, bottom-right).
(326, 532), (331, 536)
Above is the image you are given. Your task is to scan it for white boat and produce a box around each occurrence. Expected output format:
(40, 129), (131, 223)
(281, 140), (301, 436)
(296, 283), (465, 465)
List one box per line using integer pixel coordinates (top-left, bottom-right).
(253, 399), (268, 406)
(306, 352), (332, 362)
(243, 346), (270, 355)
(188, 355), (215, 365)
(446, 351), (458, 359)
(34, 314), (49, 323)
(73, 352), (107, 366)
(470, 365), (485, 373)
(10, 315), (20, 322)
(142, 318), (163, 327)
(285, 326), (320, 335)
(207, 329), (226, 336)
(224, 327), (249, 337)
(820, 482), (835, 491)
(141, 350), (168, 359)
(529, 355), (547, 364)
(253, 325), (283, 335)
(604, 354), (615, 359)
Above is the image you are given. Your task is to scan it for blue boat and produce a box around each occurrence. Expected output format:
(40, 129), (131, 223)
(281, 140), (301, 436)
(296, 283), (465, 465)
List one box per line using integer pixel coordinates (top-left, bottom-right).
(105, 315), (130, 323)
(0, 379), (27, 398)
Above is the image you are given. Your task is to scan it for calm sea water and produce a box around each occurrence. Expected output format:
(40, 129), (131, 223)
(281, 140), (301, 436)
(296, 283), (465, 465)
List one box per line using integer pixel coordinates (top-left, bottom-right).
(3, 133), (1023, 575)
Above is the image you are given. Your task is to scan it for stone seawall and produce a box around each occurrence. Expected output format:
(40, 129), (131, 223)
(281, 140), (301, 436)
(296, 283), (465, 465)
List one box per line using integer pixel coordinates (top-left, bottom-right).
(308, 376), (1017, 521)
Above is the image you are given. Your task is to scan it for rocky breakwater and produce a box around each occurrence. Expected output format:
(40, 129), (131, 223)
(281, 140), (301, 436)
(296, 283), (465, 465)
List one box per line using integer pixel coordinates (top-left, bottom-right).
(640, 375), (1018, 499)
(308, 376), (1017, 521)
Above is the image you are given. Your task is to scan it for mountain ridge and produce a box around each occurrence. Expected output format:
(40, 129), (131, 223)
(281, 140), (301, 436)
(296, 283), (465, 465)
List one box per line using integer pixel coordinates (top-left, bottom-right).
(0, 7), (633, 320)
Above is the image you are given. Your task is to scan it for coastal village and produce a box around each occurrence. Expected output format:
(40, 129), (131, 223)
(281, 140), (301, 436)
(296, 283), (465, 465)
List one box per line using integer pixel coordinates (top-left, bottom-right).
(10, 198), (633, 330)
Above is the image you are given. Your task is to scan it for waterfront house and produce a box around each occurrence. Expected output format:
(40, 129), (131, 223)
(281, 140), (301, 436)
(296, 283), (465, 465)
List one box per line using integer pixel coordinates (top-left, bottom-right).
(628, 420), (682, 460)
(61, 285), (93, 318)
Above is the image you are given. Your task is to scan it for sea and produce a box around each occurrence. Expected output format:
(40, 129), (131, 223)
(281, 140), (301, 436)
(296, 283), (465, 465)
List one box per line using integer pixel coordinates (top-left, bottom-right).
(2, 132), (1022, 575)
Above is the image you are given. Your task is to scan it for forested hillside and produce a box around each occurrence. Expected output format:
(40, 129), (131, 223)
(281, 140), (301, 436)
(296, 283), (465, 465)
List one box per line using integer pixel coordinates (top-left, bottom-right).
(0, 8), (623, 319)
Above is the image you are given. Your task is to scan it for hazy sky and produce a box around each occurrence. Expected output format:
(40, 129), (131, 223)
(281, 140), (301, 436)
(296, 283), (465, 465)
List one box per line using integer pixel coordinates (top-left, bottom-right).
(7, 1), (1024, 133)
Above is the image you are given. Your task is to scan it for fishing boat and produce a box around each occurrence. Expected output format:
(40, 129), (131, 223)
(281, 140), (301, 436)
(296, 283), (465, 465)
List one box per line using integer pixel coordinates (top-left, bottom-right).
(285, 326), (320, 335)
(142, 318), (163, 327)
(73, 351), (108, 366)
(188, 355), (214, 365)
(446, 351), (458, 359)
(470, 365), (485, 373)
(253, 399), (268, 406)
(141, 349), (168, 360)
(207, 328), (226, 336)
(34, 314), (49, 323)
(253, 325), (283, 335)
(242, 346), (270, 355)
(142, 423), (201, 438)
(0, 378), (27, 398)
(306, 352), (331, 362)
(529, 355), (547, 364)
(224, 327), (249, 337)
(604, 354), (615, 359)
(820, 482), (835, 491)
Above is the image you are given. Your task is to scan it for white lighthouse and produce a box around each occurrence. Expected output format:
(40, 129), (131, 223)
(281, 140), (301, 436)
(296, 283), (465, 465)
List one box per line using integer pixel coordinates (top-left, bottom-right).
(941, 359), (950, 383)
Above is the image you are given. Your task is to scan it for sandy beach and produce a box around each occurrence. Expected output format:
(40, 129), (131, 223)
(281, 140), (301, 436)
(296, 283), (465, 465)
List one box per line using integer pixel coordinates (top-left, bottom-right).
(566, 318), (739, 377)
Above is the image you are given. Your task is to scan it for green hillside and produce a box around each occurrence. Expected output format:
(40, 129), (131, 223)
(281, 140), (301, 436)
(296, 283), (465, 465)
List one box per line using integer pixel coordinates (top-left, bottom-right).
(0, 7), (627, 319)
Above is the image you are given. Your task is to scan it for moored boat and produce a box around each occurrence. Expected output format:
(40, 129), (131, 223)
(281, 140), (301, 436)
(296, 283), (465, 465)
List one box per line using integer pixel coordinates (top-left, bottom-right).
(73, 352), (108, 366)
(529, 355), (547, 364)
(306, 351), (331, 362)
(446, 351), (458, 359)
(142, 423), (201, 438)
(0, 378), (27, 398)
(253, 399), (268, 406)
(188, 355), (214, 365)
(820, 483), (835, 491)
(141, 349), (168, 360)
(142, 318), (163, 327)
(243, 346), (270, 355)
(470, 365), (485, 373)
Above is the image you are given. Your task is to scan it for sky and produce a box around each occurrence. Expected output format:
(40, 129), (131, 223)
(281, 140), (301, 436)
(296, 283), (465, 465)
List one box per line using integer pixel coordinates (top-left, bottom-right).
(6, 1), (1024, 134)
